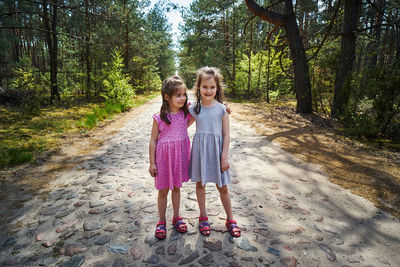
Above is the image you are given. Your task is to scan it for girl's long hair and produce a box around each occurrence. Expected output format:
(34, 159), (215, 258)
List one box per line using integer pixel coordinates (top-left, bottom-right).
(194, 66), (225, 114)
(160, 76), (189, 124)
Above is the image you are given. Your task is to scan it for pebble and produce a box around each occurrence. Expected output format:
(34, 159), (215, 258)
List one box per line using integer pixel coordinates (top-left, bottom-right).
(180, 251), (200, 265)
(143, 255), (159, 264)
(168, 244), (177, 255)
(103, 225), (117, 232)
(109, 217), (123, 223)
(59, 256), (85, 267)
(155, 245), (165, 255)
(94, 235), (111, 245)
(280, 257), (298, 267)
(167, 254), (182, 262)
(130, 245), (143, 260)
(237, 236), (258, 252)
(89, 208), (102, 214)
(89, 201), (105, 208)
(108, 245), (128, 254)
(74, 201), (86, 207)
(267, 247), (281, 257)
(198, 253), (214, 266)
(319, 244), (336, 262)
(83, 220), (103, 231)
(59, 243), (88, 256)
(203, 239), (222, 251)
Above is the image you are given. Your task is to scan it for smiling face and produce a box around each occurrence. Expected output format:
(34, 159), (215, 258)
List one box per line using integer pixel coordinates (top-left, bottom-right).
(199, 75), (217, 105)
(165, 86), (187, 112)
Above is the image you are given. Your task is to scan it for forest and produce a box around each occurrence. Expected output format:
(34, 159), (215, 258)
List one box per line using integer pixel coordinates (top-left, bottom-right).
(0, 0), (400, 168)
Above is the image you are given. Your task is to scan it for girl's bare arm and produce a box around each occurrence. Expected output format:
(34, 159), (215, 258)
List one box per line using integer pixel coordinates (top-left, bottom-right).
(149, 120), (159, 177)
(221, 112), (230, 172)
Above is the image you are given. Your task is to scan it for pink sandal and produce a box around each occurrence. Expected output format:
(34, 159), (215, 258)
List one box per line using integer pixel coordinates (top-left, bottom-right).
(226, 219), (241, 238)
(172, 216), (187, 233)
(198, 216), (211, 236)
(155, 221), (167, 239)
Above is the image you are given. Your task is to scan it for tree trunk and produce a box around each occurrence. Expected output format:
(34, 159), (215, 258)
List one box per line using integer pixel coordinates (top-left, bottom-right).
(244, 0), (312, 113)
(85, 0), (91, 99)
(247, 19), (253, 99)
(50, 0), (60, 102)
(283, 0), (312, 113)
(332, 0), (361, 117)
(231, 4), (237, 95)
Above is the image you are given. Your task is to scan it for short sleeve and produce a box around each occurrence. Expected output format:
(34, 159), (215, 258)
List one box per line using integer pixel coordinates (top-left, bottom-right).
(189, 104), (197, 119)
(185, 111), (192, 121)
(152, 113), (164, 131)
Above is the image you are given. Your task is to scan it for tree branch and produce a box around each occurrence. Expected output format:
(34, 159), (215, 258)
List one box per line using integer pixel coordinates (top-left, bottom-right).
(244, 0), (287, 26)
(307, 0), (341, 62)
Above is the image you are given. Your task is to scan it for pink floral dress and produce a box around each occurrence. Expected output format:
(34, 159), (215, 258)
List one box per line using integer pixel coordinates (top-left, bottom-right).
(153, 110), (191, 190)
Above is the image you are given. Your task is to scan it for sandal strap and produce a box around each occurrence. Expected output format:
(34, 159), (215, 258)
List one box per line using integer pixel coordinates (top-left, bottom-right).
(156, 224), (166, 231)
(199, 221), (211, 229)
(199, 216), (208, 222)
(156, 221), (166, 226)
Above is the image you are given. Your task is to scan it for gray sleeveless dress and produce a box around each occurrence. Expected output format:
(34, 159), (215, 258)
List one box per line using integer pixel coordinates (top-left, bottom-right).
(189, 102), (231, 187)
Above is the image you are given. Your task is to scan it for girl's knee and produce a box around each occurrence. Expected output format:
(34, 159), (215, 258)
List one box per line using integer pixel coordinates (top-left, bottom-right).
(196, 182), (205, 190)
(217, 185), (228, 194)
(158, 188), (169, 198)
(172, 187), (180, 193)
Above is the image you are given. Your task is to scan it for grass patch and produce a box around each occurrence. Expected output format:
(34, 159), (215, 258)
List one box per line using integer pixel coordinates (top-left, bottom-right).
(0, 91), (158, 169)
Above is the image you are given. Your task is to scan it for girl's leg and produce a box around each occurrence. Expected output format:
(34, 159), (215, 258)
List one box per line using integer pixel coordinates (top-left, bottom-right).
(196, 182), (207, 217)
(158, 188), (169, 222)
(171, 186), (187, 233)
(217, 185), (241, 237)
(171, 186), (180, 218)
(216, 185), (233, 220)
(196, 182), (211, 236)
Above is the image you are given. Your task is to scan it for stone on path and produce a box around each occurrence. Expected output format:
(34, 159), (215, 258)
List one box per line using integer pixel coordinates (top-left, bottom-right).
(167, 254), (182, 262)
(59, 256), (85, 267)
(319, 244), (336, 262)
(143, 255), (159, 264)
(108, 245), (128, 254)
(94, 235), (111, 245)
(237, 236), (258, 252)
(74, 201), (86, 207)
(203, 239), (222, 251)
(179, 251), (200, 265)
(280, 257), (298, 267)
(266, 247), (281, 257)
(83, 220), (103, 231)
(59, 243), (88, 256)
(130, 245), (143, 260)
(167, 244), (177, 255)
(198, 253), (214, 266)
(89, 201), (105, 208)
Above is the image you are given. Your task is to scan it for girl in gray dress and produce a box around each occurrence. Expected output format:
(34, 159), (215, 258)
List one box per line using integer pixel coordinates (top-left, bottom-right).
(189, 66), (241, 238)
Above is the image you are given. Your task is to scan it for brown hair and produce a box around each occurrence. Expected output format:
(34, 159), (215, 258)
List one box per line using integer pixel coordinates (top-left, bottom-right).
(194, 66), (225, 114)
(160, 76), (189, 124)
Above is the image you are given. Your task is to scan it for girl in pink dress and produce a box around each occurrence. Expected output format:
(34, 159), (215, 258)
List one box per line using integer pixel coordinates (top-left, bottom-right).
(148, 76), (194, 239)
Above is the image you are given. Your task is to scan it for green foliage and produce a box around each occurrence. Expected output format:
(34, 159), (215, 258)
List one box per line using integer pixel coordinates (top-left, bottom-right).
(339, 67), (400, 139)
(233, 31), (293, 99)
(309, 39), (341, 115)
(102, 50), (135, 104)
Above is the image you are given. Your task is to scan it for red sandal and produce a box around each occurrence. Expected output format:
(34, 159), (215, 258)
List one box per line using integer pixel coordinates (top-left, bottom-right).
(155, 221), (167, 239)
(172, 216), (187, 233)
(226, 219), (241, 238)
(198, 216), (211, 236)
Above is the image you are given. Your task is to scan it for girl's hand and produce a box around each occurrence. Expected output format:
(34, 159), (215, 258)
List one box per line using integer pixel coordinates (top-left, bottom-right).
(224, 103), (232, 114)
(149, 164), (157, 177)
(221, 158), (230, 172)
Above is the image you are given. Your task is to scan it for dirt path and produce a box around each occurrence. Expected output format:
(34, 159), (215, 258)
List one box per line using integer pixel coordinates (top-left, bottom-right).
(0, 93), (399, 266)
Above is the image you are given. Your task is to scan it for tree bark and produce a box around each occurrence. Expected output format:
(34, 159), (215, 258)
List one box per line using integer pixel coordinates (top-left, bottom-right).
(244, 0), (312, 113)
(85, 0), (91, 99)
(332, 0), (361, 117)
